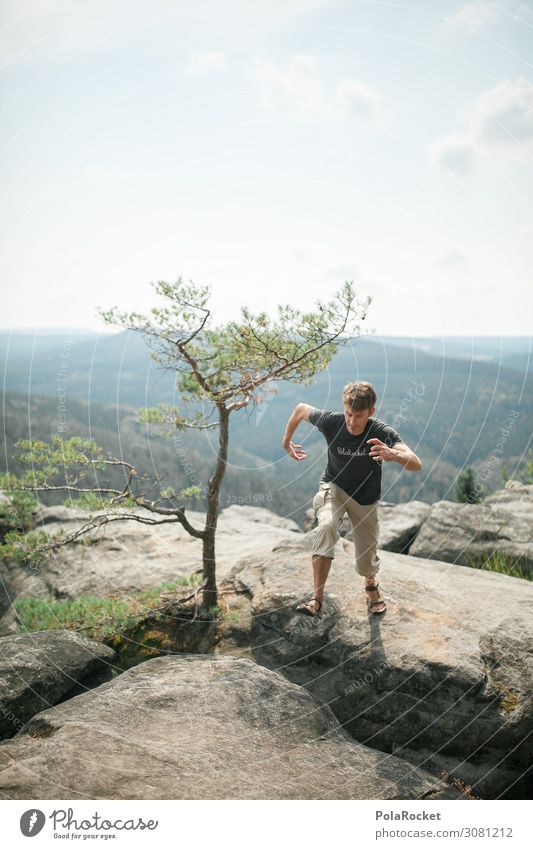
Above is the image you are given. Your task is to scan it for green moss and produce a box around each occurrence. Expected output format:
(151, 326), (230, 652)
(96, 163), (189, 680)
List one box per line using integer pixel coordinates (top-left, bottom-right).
(494, 682), (521, 714)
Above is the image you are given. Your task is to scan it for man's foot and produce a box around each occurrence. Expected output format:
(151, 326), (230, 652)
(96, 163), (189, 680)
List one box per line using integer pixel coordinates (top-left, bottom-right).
(364, 580), (386, 614)
(295, 597), (323, 618)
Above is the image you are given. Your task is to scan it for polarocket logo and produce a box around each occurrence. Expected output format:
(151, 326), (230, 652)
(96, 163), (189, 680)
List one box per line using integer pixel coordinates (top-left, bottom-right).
(20, 809), (46, 836)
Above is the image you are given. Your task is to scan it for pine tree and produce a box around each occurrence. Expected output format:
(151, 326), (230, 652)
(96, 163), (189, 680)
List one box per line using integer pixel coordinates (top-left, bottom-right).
(1, 277), (371, 610)
(455, 467), (481, 504)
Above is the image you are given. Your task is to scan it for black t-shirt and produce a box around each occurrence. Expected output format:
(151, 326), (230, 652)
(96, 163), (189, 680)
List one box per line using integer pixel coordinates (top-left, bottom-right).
(308, 408), (404, 505)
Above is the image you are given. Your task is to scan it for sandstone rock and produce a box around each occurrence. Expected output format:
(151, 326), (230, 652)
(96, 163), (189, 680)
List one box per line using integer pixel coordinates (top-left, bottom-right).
(377, 501), (431, 552)
(0, 630), (116, 740)
(483, 480), (533, 513)
(218, 540), (533, 799)
(0, 654), (455, 800)
(0, 504), (303, 609)
(344, 501), (431, 553)
(408, 487), (533, 576)
(34, 504), (96, 525)
(216, 504), (300, 532)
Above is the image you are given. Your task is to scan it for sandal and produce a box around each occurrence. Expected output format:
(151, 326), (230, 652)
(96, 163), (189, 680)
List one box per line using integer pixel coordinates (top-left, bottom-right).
(365, 583), (387, 615)
(295, 597), (323, 618)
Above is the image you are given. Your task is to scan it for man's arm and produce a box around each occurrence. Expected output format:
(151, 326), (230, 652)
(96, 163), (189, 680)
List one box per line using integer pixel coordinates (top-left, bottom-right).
(367, 438), (423, 471)
(282, 403), (314, 461)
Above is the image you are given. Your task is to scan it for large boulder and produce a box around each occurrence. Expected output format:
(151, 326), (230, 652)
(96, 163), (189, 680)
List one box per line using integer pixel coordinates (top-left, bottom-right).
(375, 501), (432, 552)
(408, 482), (533, 576)
(341, 501), (431, 553)
(216, 504), (300, 532)
(483, 479), (533, 514)
(34, 505), (92, 525)
(0, 504), (302, 609)
(218, 536), (533, 799)
(0, 630), (116, 739)
(0, 654), (455, 800)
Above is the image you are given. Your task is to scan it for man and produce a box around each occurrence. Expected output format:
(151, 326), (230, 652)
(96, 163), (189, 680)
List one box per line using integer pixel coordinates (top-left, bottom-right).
(282, 380), (422, 617)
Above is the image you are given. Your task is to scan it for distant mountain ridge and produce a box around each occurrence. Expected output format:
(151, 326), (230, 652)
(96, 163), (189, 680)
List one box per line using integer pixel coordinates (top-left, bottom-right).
(1, 330), (531, 522)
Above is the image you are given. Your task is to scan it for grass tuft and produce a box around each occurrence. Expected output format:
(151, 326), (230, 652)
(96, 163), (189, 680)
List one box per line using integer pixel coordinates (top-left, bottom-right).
(462, 550), (530, 581)
(14, 573), (204, 641)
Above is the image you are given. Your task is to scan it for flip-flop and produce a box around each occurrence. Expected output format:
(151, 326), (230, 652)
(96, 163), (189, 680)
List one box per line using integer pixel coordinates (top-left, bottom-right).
(295, 597), (323, 618)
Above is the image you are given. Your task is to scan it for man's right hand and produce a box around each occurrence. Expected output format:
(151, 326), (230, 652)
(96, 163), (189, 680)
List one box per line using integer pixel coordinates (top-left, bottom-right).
(285, 441), (307, 461)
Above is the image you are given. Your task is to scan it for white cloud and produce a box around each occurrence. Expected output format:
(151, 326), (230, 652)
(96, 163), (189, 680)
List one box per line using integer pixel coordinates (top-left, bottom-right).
(467, 77), (533, 147)
(335, 79), (382, 118)
(251, 55), (328, 120)
(446, 0), (533, 30)
(321, 261), (360, 280)
(428, 77), (533, 175)
(447, 1), (503, 31)
(435, 249), (470, 269)
(427, 133), (477, 176)
(251, 54), (385, 124)
(184, 51), (227, 77)
(515, 2), (533, 24)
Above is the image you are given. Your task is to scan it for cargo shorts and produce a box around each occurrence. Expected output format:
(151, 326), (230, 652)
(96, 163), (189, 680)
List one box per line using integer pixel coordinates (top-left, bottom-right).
(311, 481), (380, 577)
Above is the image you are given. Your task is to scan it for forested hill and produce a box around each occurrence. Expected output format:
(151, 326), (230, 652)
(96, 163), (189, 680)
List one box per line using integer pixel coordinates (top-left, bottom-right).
(1, 331), (531, 525)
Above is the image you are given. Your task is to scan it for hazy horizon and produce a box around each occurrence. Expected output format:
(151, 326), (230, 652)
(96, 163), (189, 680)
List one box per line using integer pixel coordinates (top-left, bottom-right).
(0, 327), (531, 338)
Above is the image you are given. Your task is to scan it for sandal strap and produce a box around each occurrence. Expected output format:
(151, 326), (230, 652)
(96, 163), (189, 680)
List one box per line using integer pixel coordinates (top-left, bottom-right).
(308, 597), (322, 608)
(365, 584), (379, 591)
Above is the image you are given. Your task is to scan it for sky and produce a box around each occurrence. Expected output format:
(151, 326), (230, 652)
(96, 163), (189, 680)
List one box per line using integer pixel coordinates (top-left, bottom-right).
(1, 0), (532, 337)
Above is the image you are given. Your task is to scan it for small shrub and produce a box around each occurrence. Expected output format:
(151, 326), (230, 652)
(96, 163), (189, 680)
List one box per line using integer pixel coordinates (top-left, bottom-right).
(440, 771), (480, 800)
(0, 491), (38, 541)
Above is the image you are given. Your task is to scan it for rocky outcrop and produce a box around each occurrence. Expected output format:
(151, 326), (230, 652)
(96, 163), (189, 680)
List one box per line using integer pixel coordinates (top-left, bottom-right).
(483, 479), (532, 514)
(218, 536), (533, 799)
(216, 504), (300, 532)
(375, 501), (431, 552)
(0, 630), (116, 739)
(0, 654), (456, 800)
(409, 482), (533, 576)
(342, 501), (431, 553)
(0, 504), (302, 613)
(34, 505), (93, 525)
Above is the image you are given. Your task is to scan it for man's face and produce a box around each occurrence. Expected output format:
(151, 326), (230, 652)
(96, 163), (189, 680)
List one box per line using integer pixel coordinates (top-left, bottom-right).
(343, 403), (375, 435)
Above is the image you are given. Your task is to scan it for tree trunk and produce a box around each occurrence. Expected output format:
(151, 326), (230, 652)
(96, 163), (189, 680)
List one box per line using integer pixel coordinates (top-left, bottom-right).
(201, 406), (230, 611)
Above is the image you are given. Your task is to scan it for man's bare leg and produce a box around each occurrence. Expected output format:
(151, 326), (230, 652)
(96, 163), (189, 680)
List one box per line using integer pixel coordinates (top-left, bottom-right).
(313, 554), (332, 600)
(299, 555), (332, 613)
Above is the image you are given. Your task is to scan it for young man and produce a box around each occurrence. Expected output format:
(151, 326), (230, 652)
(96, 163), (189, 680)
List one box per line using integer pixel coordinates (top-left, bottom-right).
(282, 381), (422, 617)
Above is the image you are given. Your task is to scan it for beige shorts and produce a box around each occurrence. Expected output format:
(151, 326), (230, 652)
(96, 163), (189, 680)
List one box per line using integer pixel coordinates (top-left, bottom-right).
(311, 481), (380, 577)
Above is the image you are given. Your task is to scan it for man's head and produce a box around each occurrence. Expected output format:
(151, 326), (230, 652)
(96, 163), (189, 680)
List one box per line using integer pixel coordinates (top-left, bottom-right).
(342, 381), (376, 435)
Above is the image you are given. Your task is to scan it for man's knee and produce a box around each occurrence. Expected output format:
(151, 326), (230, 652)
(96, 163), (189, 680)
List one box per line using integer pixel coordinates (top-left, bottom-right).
(312, 522), (339, 558)
(355, 550), (380, 577)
